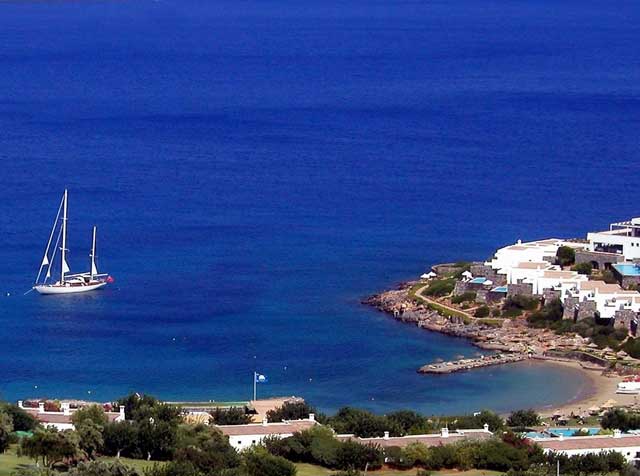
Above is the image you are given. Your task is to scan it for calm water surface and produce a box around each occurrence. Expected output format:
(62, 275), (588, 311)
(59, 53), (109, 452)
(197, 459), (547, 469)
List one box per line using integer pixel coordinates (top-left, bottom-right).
(0, 0), (639, 414)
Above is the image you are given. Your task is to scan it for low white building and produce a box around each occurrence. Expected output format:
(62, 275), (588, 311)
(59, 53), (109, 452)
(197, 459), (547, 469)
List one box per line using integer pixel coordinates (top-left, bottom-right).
(566, 281), (640, 319)
(337, 425), (493, 449)
(216, 415), (318, 451)
(487, 239), (583, 275)
(18, 400), (126, 431)
(588, 218), (640, 260)
(530, 431), (640, 464)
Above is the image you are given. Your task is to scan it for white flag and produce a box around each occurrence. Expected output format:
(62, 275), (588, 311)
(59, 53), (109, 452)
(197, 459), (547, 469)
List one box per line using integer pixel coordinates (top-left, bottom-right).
(62, 259), (70, 274)
(91, 261), (98, 276)
(46, 268), (51, 279)
(41, 255), (49, 267)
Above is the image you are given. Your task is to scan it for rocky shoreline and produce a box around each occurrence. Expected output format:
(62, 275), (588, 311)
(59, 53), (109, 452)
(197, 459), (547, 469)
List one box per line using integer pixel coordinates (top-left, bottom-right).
(362, 280), (601, 372)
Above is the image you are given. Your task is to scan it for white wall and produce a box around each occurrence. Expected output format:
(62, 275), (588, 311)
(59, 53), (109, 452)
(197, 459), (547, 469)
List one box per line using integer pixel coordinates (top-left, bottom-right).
(228, 432), (294, 451)
(544, 446), (640, 464)
(588, 232), (640, 260)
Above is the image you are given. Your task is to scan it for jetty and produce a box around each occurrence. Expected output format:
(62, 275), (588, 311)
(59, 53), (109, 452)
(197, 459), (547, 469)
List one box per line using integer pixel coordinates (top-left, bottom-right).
(418, 353), (527, 374)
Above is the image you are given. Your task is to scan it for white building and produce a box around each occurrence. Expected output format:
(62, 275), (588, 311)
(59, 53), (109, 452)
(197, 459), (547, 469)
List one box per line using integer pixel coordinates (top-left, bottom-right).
(216, 415), (318, 451)
(588, 218), (640, 260)
(337, 425), (493, 450)
(565, 281), (640, 319)
(530, 431), (640, 465)
(487, 239), (583, 275)
(18, 400), (125, 431)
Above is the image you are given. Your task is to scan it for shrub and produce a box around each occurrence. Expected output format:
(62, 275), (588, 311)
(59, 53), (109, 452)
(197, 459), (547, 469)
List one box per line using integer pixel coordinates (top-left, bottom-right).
(602, 269), (618, 284)
(507, 409), (540, 428)
(474, 306), (490, 318)
(424, 279), (456, 297)
(210, 407), (251, 425)
(556, 246), (576, 266)
(572, 262), (593, 275)
(451, 292), (476, 304)
(267, 401), (317, 423)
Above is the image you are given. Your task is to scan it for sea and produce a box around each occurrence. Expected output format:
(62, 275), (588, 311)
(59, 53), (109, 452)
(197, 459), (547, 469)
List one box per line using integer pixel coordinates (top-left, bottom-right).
(1, 0), (639, 415)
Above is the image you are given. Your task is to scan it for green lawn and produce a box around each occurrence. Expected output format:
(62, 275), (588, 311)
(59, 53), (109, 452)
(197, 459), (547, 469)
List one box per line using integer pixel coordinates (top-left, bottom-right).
(294, 464), (503, 476)
(0, 446), (159, 476)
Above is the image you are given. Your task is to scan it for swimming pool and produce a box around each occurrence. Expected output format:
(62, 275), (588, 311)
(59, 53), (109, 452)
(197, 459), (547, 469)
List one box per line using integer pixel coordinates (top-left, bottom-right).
(549, 428), (600, 437)
(525, 428), (601, 439)
(613, 264), (640, 276)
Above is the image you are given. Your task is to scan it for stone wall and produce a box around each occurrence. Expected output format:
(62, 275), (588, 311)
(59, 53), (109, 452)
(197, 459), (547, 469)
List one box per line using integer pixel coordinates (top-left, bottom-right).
(507, 283), (533, 297)
(562, 297), (578, 320)
(577, 300), (598, 321)
(468, 264), (507, 286)
(621, 275), (640, 290)
(542, 288), (560, 303)
(575, 250), (623, 270)
(614, 309), (637, 336)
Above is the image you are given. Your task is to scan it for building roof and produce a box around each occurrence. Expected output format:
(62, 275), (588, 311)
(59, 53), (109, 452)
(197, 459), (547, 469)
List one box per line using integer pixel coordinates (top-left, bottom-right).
(535, 435), (640, 451)
(23, 408), (123, 425)
(337, 430), (493, 448)
(579, 281), (623, 293)
(216, 419), (316, 436)
(515, 262), (551, 270)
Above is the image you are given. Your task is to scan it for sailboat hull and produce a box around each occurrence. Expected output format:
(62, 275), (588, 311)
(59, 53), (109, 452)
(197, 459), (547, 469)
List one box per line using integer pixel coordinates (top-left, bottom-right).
(34, 282), (107, 295)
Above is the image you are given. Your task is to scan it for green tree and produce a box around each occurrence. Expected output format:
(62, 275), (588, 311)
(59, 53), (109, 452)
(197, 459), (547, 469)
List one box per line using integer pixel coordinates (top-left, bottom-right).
(327, 407), (400, 438)
(241, 447), (296, 476)
(474, 306), (490, 318)
(69, 460), (140, 476)
(72, 405), (109, 428)
(20, 428), (80, 467)
(0, 411), (14, 453)
(210, 407), (251, 425)
(571, 262), (593, 275)
(0, 403), (38, 431)
(506, 409), (541, 428)
(266, 402), (317, 423)
(173, 424), (239, 473)
(335, 441), (383, 471)
(103, 421), (137, 458)
(77, 420), (105, 459)
(556, 246), (576, 266)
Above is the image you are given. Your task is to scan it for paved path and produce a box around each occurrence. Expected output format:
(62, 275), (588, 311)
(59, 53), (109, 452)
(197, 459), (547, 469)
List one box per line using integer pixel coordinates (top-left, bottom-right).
(414, 284), (476, 321)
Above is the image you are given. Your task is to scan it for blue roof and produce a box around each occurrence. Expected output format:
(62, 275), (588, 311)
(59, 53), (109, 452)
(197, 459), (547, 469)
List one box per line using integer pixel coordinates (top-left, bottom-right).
(470, 277), (487, 284)
(491, 286), (508, 293)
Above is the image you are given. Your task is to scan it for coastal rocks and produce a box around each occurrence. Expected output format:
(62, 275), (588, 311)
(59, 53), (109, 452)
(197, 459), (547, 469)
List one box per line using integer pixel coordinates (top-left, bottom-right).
(418, 353), (527, 374)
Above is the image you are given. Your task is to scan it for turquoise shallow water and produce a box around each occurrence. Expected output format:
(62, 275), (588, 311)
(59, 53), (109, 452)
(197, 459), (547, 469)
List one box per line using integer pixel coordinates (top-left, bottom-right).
(1, 0), (639, 414)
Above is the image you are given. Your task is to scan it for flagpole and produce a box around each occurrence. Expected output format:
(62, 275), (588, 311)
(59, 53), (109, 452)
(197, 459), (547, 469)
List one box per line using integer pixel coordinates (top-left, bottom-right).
(253, 371), (257, 401)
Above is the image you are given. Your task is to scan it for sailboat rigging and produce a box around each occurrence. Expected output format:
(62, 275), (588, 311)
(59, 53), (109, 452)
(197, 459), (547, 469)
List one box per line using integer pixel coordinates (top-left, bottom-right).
(33, 190), (112, 295)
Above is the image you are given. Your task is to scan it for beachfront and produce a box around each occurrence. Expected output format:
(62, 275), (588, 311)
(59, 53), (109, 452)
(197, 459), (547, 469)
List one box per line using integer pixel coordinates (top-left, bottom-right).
(366, 220), (640, 418)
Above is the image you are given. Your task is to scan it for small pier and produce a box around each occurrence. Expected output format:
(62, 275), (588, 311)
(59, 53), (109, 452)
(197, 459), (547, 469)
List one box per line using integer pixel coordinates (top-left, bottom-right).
(418, 353), (527, 374)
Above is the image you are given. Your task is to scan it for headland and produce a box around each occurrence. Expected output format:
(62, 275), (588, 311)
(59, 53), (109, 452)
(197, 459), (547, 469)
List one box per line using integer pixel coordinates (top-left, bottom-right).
(364, 217), (640, 414)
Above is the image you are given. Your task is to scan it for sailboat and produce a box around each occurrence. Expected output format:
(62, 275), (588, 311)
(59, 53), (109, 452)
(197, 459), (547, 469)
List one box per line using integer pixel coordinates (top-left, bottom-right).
(33, 190), (112, 295)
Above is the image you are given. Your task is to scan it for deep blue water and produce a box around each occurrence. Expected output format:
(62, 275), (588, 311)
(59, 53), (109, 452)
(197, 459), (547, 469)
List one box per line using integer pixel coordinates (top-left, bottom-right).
(1, 0), (639, 415)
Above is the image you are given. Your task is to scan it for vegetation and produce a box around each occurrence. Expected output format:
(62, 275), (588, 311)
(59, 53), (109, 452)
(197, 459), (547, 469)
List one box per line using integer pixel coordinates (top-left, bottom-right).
(502, 295), (539, 316)
(601, 409), (640, 432)
(506, 410), (540, 429)
(601, 269), (618, 284)
(451, 292), (476, 304)
(556, 246), (575, 266)
(529, 299), (629, 351)
(323, 408), (503, 438)
(571, 262), (593, 275)
(423, 279), (456, 297)
(209, 407), (251, 426)
(474, 306), (490, 318)
(266, 402), (318, 423)
(263, 426), (383, 471)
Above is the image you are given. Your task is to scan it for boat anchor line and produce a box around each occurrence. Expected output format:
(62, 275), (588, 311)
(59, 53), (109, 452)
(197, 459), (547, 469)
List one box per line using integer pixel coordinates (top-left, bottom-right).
(31, 189), (113, 295)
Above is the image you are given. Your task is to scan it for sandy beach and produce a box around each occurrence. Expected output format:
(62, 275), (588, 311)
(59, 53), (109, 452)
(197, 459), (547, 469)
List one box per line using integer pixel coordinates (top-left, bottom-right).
(534, 360), (638, 418)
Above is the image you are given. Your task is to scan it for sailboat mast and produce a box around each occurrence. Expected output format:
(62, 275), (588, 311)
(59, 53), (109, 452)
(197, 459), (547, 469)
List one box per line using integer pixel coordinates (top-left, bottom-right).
(61, 189), (68, 283)
(90, 226), (97, 280)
